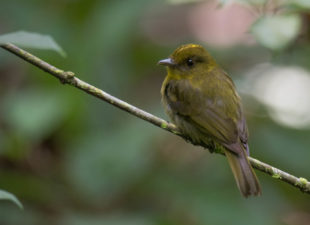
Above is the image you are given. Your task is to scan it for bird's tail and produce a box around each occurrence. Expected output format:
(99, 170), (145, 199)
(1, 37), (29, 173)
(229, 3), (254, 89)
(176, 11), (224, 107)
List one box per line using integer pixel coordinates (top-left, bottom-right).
(224, 148), (261, 197)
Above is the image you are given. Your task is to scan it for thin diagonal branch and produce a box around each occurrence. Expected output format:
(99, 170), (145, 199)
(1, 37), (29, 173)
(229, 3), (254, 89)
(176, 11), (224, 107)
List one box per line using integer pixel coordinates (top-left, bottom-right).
(1, 43), (310, 194)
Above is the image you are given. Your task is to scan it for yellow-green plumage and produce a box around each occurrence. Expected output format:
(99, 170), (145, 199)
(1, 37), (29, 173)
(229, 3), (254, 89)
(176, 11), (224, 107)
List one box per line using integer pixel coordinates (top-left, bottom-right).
(159, 44), (261, 197)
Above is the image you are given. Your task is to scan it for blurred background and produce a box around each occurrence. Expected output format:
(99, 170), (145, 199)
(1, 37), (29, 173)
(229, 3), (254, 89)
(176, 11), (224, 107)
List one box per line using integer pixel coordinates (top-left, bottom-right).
(1, 0), (310, 224)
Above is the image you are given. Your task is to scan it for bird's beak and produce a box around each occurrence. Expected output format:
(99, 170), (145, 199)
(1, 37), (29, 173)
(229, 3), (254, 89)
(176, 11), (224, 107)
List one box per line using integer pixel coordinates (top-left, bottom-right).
(157, 58), (175, 66)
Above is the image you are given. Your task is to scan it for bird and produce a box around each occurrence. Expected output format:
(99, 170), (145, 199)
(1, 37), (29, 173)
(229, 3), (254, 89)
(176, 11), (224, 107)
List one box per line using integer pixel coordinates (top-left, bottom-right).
(158, 44), (261, 197)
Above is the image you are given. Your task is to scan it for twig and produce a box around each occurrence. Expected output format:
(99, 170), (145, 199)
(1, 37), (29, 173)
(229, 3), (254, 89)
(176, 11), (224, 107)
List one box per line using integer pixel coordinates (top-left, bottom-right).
(1, 43), (310, 194)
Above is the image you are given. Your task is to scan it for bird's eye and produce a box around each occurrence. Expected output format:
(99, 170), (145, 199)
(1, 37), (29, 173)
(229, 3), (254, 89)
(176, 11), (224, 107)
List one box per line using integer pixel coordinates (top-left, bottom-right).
(186, 58), (194, 67)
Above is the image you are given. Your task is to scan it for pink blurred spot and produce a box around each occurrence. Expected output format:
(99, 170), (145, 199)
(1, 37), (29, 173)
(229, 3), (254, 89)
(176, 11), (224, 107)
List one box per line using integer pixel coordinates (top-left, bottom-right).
(188, 1), (257, 47)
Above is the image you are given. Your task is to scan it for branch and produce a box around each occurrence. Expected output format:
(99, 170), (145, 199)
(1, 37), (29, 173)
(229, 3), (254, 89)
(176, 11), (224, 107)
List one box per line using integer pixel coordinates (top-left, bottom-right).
(2, 43), (310, 194)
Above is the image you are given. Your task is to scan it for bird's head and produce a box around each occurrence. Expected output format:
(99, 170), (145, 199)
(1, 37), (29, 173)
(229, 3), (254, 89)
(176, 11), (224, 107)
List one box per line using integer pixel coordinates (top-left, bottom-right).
(158, 44), (217, 78)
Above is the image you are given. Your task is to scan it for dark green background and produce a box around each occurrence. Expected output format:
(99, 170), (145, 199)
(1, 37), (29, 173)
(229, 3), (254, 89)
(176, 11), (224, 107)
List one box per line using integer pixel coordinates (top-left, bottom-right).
(0, 0), (309, 224)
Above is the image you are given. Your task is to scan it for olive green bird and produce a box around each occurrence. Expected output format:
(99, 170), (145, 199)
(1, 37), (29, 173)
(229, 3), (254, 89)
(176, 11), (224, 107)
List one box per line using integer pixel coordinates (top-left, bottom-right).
(158, 44), (261, 197)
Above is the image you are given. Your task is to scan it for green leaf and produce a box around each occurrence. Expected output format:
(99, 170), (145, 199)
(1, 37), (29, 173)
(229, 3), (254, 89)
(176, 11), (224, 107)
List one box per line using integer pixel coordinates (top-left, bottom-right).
(66, 118), (161, 202)
(0, 31), (66, 57)
(236, 0), (267, 5)
(62, 213), (154, 225)
(251, 14), (301, 50)
(166, 0), (202, 4)
(0, 189), (23, 209)
(3, 89), (71, 142)
(289, 0), (310, 9)
(218, 0), (229, 4)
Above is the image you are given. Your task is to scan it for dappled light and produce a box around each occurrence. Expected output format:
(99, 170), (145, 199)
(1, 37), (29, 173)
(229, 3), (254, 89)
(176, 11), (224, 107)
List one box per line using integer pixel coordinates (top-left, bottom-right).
(246, 64), (310, 129)
(1, 0), (310, 225)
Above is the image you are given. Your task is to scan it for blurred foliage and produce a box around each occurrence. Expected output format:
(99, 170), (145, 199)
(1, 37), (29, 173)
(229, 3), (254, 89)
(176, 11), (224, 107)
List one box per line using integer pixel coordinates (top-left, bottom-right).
(0, 31), (66, 57)
(1, 0), (310, 225)
(0, 189), (23, 209)
(251, 14), (302, 50)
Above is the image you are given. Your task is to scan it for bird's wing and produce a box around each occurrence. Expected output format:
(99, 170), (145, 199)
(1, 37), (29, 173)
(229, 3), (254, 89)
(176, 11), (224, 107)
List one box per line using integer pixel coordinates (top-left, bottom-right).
(165, 75), (246, 153)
